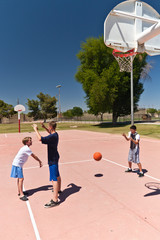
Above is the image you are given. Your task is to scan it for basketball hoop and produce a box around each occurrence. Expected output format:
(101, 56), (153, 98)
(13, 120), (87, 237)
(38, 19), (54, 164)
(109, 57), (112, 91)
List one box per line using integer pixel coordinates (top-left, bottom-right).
(113, 49), (138, 72)
(14, 104), (25, 133)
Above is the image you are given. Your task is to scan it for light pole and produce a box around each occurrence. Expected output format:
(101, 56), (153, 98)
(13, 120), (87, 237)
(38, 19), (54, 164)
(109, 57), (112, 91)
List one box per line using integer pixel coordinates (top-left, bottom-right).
(56, 85), (61, 120)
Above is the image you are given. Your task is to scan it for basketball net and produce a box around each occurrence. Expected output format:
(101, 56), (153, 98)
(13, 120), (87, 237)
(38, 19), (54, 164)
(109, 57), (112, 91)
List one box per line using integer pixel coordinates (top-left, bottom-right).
(113, 49), (137, 72)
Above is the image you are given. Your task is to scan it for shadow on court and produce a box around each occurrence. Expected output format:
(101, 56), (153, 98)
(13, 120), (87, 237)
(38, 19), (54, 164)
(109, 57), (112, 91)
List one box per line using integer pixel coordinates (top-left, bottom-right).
(59, 183), (81, 204)
(26, 185), (53, 196)
(144, 182), (160, 197)
(93, 122), (130, 129)
(94, 173), (103, 177)
(132, 168), (148, 174)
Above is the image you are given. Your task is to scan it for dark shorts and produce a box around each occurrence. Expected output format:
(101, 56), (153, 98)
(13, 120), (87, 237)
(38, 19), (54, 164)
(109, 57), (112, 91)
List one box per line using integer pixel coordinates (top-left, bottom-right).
(49, 164), (60, 181)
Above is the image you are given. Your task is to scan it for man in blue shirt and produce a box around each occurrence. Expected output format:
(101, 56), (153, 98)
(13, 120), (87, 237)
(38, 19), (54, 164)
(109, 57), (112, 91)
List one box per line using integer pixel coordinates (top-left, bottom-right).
(32, 121), (61, 208)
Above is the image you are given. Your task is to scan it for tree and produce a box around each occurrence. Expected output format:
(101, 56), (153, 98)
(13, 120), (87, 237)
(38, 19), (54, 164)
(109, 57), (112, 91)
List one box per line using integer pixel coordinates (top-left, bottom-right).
(37, 92), (57, 121)
(63, 107), (83, 119)
(27, 92), (57, 121)
(63, 109), (73, 118)
(147, 108), (157, 116)
(27, 99), (41, 120)
(75, 36), (148, 124)
(71, 107), (83, 119)
(0, 100), (15, 121)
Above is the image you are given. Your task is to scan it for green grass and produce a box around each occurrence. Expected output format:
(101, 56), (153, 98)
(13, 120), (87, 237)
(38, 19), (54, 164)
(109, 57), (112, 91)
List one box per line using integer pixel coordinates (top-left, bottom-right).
(1, 122), (160, 139)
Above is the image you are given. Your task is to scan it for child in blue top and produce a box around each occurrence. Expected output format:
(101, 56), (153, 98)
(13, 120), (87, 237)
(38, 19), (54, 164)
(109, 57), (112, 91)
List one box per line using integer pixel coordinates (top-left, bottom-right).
(32, 121), (61, 208)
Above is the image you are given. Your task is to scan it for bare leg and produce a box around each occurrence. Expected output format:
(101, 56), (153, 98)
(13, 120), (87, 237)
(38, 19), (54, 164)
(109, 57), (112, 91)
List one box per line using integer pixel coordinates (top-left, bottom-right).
(137, 163), (142, 172)
(17, 179), (20, 195)
(57, 176), (61, 192)
(18, 178), (24, 196)
(129, 162), (132, 169)
(52, 180), (58, 202)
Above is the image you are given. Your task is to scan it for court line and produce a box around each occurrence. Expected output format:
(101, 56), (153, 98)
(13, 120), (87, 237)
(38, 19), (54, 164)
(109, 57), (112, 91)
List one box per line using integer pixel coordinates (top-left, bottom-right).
(24, 158), (160, 182)
(103, 158), (160, 182)
(5, 134), (7, 138)
(23, 186), (41, 240)
(23, 159), (93, 170)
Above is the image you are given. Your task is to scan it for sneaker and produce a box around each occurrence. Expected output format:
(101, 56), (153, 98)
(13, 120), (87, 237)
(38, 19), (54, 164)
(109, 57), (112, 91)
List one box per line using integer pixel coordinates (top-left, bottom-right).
(139, 172), (144, 177)
(44, 199), (59, 208)
(19, 195), (28, 201)
(125, 168), (132, 172)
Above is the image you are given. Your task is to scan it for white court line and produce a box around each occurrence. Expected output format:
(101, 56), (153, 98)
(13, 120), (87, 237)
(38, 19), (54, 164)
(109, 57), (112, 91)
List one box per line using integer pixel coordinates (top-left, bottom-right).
(23, 186), (41, 240)
(24, 157), (160, 182)
(4, 134), (7, 138)
(103, 158), (160, 182)
(24, 159), (93, 170)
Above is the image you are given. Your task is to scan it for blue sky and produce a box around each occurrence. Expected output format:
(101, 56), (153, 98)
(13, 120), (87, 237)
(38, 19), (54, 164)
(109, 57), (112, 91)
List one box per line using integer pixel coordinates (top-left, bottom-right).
(1, 0), (160, 112)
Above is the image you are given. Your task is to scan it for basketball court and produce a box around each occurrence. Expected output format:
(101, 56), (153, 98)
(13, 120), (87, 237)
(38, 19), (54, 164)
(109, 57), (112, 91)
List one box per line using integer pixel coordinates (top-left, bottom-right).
(1, 129), (160, 239)
(1, 0), (160, 239)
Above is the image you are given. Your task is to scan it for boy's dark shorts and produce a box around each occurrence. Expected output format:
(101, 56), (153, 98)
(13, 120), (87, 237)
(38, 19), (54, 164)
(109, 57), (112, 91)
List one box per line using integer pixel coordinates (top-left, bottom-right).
(49, 164), (60, 181)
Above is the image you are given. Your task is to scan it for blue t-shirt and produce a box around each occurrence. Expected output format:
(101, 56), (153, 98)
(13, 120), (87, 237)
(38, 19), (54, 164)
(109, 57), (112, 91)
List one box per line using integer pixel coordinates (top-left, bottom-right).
(41, 132), (59, 165)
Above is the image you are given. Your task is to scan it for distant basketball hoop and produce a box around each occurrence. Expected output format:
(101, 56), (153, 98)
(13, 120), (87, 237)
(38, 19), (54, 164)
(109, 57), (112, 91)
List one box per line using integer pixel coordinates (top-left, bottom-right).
(14, 104), (25, 133)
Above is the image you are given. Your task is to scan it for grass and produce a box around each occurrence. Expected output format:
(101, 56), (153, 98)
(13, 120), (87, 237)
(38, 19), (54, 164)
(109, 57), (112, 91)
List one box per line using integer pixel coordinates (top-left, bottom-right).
(1, 122), (160, 139)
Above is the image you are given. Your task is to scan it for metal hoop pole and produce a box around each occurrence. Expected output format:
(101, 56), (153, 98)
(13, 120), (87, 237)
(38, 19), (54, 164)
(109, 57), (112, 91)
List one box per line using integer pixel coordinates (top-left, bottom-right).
(131, 55), (134, 125)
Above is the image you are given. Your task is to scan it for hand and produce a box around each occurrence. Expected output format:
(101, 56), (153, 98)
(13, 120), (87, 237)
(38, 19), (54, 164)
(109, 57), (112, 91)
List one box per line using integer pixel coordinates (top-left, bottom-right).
(122, 133), (126, 137)
(39, 160), (43, 168)
(41, 122), (45, 128)
(32, 124), (38, 131)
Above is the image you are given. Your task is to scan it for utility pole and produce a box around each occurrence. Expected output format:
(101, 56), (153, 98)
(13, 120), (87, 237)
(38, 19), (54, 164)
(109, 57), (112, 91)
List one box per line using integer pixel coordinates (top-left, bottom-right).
(56, 85), (61, 120)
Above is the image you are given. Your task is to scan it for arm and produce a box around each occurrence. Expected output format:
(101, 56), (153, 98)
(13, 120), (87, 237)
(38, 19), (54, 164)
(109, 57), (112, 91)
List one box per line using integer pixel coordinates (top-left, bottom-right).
(41, 122), (50, 134)
(32, 124), (42, 141)
(130, 138), (139, 145)
(31, 153), (43, 167)
(122, 133), (130, 141)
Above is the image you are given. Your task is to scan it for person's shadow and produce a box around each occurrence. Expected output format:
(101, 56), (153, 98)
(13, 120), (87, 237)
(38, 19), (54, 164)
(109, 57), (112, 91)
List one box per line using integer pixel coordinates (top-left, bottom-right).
(26, 185), (53, 196)
(58, 183), (81, 204)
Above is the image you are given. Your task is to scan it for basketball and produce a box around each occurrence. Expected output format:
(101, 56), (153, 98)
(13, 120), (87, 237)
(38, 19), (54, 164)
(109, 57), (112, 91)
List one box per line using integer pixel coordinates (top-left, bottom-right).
(93, 152), (102, 161)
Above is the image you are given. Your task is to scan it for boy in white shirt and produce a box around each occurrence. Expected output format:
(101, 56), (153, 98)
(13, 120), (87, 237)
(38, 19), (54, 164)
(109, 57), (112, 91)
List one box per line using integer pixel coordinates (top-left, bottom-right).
(10, 137), (42, 201)
(122, 125), (144, 177)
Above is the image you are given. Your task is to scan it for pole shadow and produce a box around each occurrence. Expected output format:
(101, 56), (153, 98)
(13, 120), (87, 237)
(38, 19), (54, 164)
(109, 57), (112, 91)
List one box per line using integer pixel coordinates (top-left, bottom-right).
(58, 183), (82, 204)
(26, 185), (53, 196)
(144, 182), (160, 197)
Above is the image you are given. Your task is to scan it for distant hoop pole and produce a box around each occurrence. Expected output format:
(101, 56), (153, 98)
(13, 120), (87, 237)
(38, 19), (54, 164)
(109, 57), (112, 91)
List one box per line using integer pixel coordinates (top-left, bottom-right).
(14, 105), (25, 133)
(131, 55), (134, 125)
(18, 110), (22, 133)
(113, 49), (138, 125)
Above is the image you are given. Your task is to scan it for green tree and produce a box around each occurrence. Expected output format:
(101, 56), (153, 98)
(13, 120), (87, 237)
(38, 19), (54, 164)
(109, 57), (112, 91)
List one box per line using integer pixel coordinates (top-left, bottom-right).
(0, 100), (15, 121)
(71, 107), (83, 119)
(27, 99), (41, 120)
(37, 92), (57, 121)
(27, 92), (57, 121)
(147, 108), (157, 116)
(63, 109), (73, 118)
(75, 36), (148, 124)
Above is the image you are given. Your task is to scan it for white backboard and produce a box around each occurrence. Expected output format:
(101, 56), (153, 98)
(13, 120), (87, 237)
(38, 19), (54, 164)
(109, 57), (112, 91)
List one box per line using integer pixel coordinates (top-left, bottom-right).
(14, 104), (25, 112)
(104, 0), (160, 56)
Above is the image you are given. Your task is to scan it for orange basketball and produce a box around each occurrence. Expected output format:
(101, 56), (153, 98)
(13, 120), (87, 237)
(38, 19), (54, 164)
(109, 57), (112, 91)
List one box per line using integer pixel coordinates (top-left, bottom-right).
(93, 152), (102, 161)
